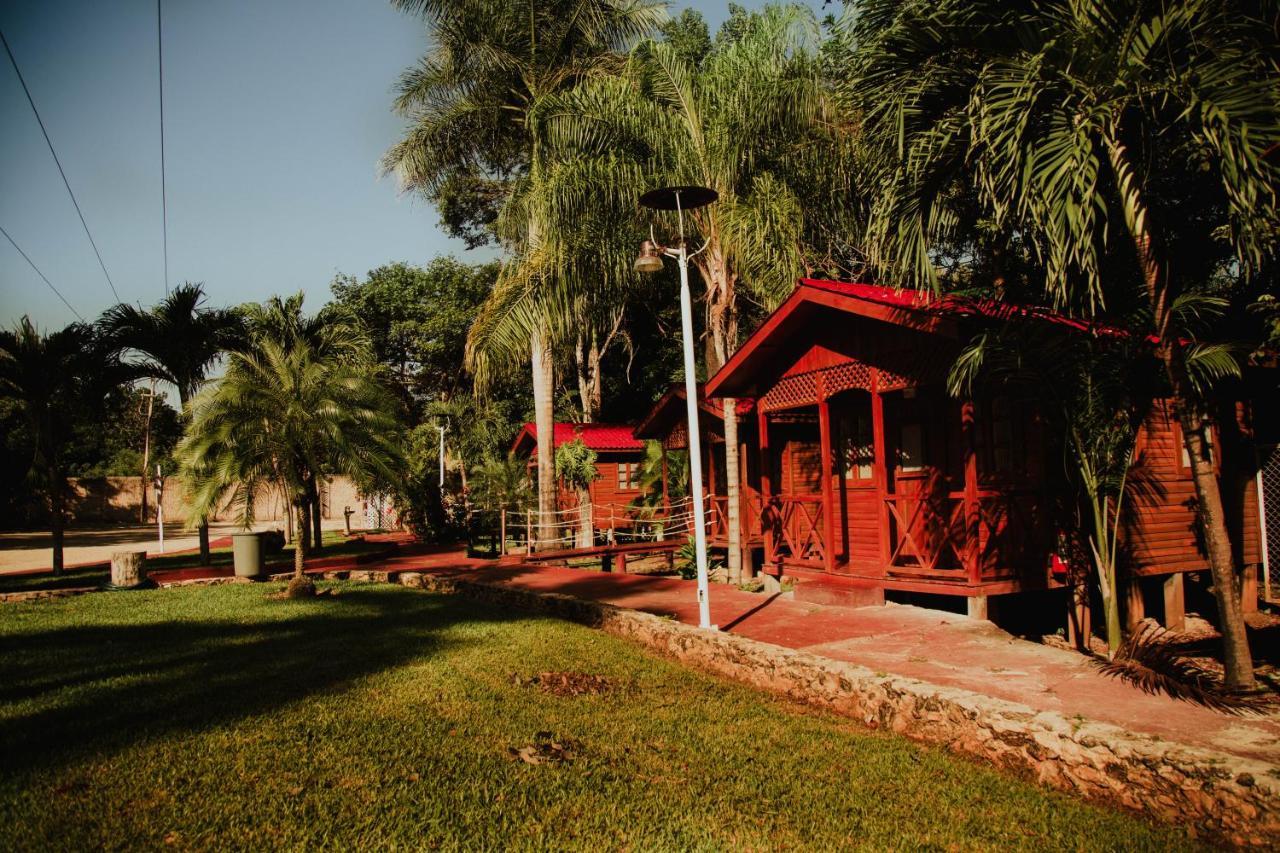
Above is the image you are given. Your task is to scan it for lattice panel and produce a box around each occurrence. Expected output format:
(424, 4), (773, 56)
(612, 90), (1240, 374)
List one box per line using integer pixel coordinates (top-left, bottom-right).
(824, 362), (874, 396)
(760, 371), (819, 412)
(1261, 444), (1280, 601)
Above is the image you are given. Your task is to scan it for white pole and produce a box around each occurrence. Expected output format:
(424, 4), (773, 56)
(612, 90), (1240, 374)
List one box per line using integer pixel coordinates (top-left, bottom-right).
(155, 464), (165, 553)
(437, 424), (447, 489)
(675, 243), (714, 630)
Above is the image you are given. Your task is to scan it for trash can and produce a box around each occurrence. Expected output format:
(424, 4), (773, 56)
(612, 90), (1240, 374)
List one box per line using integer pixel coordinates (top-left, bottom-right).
(232, 532), (265, 578)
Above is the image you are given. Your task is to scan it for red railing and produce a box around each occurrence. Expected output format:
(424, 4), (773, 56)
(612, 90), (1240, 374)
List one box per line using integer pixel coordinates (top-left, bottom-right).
(708, 494), (764, 542)
(763, 494), (825, 567)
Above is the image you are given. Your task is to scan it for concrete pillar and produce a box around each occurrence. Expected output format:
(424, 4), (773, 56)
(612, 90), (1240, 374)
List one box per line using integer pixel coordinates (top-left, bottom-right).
(967, 594), (988, 621)
(1162, 573), (1186, 632)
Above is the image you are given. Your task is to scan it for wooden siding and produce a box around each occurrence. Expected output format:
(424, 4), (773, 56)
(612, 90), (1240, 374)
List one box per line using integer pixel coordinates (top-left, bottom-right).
(1127, 400), (1262, 575)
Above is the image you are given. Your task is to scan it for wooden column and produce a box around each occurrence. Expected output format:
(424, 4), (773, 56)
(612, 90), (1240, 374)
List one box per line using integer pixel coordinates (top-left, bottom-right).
(962, 400), (981, 586)
(758, 406), (774, 567)
(1163, 573), (1186, 632)
(1125, 576), (1146, 631)
(869, 371), (891, 575)
(817, 375), (837, 573)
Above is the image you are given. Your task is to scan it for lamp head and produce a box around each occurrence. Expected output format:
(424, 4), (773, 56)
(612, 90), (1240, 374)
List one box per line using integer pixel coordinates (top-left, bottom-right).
(634, 239), (665, 274)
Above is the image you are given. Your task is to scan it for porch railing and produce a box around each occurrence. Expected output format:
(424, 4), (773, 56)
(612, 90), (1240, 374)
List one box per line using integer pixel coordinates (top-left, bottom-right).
(763, 494), (825, 567)
(708, 494), (764, 542)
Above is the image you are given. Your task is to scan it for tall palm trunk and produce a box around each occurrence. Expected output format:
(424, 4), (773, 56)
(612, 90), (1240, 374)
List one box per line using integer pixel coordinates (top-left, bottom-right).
(700, 247), (744, 583)
(1109, 138), (1254, 688)
(308, 477), (323, 554)
(178, 387), (213, 566)
(531, 327), (556, 550)
(294, 499), (309, 579)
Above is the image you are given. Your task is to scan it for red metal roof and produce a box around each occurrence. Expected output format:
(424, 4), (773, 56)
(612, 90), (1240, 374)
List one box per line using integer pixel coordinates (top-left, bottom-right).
(797, 279), (1103, 334)
(511, 422), (645, 455)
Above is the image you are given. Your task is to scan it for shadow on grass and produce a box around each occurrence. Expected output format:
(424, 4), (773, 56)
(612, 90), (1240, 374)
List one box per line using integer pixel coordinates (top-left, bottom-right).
(0, 587), (529, 777)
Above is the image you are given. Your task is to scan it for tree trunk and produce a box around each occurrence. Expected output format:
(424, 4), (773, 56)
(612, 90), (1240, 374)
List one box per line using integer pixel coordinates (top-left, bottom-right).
(198, 522), (211, 565)
(309, 477), (323, 554)
(575, 335), (594, 422)
(531, 327), (556, 551)
(698, 246), (743, 585)
(1162, 341), (1255, 688)
(294, 501), (308, 579)
(577, 485), (593, 548)
(588, 335), (603, 421)
(723, 399), (743, 583)
(1110, 137), (1255, 688)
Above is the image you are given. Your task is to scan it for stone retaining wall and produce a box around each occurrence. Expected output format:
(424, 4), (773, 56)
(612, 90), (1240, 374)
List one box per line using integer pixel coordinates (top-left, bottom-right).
(398, 571), (1280, 848)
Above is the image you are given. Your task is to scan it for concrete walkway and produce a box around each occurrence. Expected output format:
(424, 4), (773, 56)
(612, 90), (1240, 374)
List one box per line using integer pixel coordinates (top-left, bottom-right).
(397, 558), (1280, 766)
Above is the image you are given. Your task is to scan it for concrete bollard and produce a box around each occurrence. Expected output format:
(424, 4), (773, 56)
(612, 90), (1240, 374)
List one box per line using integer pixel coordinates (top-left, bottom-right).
(111, 551), (148, 588)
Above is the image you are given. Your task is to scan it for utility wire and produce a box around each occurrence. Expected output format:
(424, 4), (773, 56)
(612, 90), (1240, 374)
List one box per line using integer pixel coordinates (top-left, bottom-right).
(0, 27), (120, 304)
(157, 0), (169, 295)
(1, 224), (86, 322)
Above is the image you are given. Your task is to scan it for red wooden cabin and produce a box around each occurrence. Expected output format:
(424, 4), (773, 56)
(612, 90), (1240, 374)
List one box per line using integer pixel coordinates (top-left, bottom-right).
(510, 422), (646, 530)
(633, 386), (764, 561)
(704, 279), (1266, 621)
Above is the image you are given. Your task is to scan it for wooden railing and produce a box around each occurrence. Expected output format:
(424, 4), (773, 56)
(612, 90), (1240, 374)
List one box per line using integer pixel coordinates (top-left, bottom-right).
(763, 494), (825, 567)
(884, 488), (1052, 579)
(708, 494), (764, 542)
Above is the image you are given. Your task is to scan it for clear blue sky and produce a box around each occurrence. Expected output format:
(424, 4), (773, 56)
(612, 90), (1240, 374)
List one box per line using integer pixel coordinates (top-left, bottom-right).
(1, 0), (825, 330)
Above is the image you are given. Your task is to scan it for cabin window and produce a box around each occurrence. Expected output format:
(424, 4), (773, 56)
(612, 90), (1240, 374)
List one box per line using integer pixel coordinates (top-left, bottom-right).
(840, 408), (874, 481)
(898, 422), (925, 472)
(1178, 423), (1216, 470)
(616, 461), (641, 491)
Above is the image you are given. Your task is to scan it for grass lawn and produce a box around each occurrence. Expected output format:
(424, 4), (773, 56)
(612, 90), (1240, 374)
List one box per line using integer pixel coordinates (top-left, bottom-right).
(0, 584), (1193, 850)
(0, 531), (387, 594)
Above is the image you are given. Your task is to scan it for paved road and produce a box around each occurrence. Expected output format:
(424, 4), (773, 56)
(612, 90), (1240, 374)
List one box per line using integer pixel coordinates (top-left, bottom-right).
(0, 519), (350, 573)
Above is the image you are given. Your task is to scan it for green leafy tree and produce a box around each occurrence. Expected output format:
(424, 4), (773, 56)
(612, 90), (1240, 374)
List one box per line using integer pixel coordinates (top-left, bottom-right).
(178, 305), (404, 594)
(101, 283), (243, 564)
(0, 319), (132, 573)
(528, 3), (828, 580)
(839, 0), (1280, 689)
(386, 0), (665, 548)
(555, 437), (598, 547)
(327, 259), (500, 415)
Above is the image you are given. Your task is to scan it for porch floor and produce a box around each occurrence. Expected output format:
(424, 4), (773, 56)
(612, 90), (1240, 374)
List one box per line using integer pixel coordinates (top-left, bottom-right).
(414, 559), (1280, 765)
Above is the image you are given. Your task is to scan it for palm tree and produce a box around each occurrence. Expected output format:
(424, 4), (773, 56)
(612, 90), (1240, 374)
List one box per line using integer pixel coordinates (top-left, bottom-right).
(177, 313), (404, 594)
(385, 0), (664, 550)
(101, 283), (243, 564)
(526, 4), (828, 579)
(0, 319), (131, 574)
(840, 0), (1279, 689)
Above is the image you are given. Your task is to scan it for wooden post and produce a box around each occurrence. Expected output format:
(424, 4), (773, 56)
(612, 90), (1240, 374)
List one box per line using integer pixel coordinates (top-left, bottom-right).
(962, 400), (981, 586)
(757, 406), (774, 567)
(1125, 576), (1146, 631)
(1163, 573), (1186, 632)
(499, 509), (507, 556)
(609, 506), (616, 545)
(1067, 581), (1092, 651)
(525, 511), (533, 555)
(870, 372), (891, 575)
(1242, 565), (1259, 615)
(817, 375), (836, 574)
(110, 551), (147, 589)
(967, 594), (989, 621)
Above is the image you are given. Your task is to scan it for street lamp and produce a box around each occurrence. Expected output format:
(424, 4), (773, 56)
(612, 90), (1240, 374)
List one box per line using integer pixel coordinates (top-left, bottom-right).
(635, 184), (718, 630)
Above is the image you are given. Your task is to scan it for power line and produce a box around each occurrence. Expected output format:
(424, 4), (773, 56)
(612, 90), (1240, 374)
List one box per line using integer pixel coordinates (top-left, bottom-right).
(0, 224), (86, 322)
(157, 0), (169, 296)
(0, 27), (121, 304)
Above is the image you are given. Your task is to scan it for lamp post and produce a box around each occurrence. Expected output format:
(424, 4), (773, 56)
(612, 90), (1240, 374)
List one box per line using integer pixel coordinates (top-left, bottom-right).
(635, 185), (718, 630)
(153, 464), (165, 553)
(436, 423), (448, 489)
